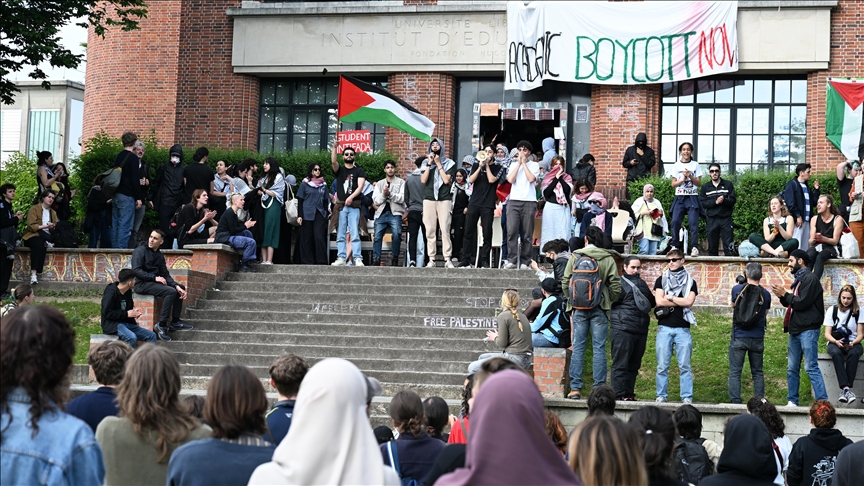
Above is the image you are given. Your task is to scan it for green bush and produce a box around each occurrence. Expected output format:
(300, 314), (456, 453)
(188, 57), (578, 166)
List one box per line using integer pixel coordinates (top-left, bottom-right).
(628, 168), (842, 244)
(0, 152), (39, 233)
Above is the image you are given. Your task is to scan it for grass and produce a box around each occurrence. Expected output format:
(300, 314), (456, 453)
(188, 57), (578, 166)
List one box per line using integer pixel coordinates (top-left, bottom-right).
(575, 312), (822, 406)
(44, 300), (102, 365)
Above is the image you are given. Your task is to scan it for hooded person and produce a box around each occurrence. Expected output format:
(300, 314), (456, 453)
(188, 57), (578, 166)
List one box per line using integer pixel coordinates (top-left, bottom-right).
(572, 154), (597, 187)
(622, 133), (657, 192)
(436, 370), (578, 486)
(699, 414), (778, 486)
(540, 137), (556, 173)
(579, 192), (613, 239)
(151, 144), (186, 249)
(786, 400), (853, 486)
(248, 358), (400, 485)
(420, 137), (458, 267)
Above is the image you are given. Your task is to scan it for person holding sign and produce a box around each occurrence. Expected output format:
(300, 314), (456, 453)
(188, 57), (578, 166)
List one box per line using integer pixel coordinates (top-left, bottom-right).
(668, 142), (703, 256)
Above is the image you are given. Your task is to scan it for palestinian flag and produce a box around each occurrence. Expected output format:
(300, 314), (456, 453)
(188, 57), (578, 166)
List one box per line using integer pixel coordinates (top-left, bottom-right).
(826, 78), (864, 161)
(337, 76), (435, 142)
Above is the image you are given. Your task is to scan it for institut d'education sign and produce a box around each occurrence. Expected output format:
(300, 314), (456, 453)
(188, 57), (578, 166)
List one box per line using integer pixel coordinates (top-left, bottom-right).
(505, 1), (739, 90)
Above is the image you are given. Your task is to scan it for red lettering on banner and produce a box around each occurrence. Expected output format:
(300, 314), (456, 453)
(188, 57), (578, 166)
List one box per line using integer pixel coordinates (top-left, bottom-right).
(336, 130), (372, 153)
(697, 25), (733, 74)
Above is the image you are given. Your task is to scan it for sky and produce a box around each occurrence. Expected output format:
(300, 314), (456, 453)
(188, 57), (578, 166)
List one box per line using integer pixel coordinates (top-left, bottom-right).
(9, 19), (88, 84)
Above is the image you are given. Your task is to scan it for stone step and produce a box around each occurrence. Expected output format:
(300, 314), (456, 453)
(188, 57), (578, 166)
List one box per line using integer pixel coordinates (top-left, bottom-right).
(192, 300), (504, 319)
(205, 290), (511, 309)
(214, 281), (536, 296)
(179, 363), (466, 386)
(185, 308), (500, 328)
(368, 399), (462, 418)
(222, 272), (539, 287)
(249, 265), (537, 277)
(173, 351), (472, 374)
(181, 319), (500, 339)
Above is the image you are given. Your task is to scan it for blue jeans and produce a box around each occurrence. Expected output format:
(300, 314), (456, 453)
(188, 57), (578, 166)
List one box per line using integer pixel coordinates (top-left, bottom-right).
(728, 337), (765, 403)
(111, 193), (136, 249)
(228, 230), (258, 263)
(637, 238), (658, 255)
(337, 206), (360, 260)
(569, 307), (608, 391)
(655, 325), (693, 400)
(532, 332), (557, 348)
(787, 328), (828, 404)
(373, 213), (402, 260)
(88, 210), (112, 248)
(116, 323), (156, 348)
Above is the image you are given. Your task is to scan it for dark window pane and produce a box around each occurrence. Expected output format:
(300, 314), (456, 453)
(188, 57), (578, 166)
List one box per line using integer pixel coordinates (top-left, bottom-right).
(275, 83), (289, 105)
(309, 83), (326, 104)
(260, 134), (273, 152)
(679, 80), (694, 103)
(293, 134), (307, 150)
(326, 82), (339, 104)
(261, 82), (276, 105)
(308, 134), (321, 148)
(374, 134), (385, 151)
(274, 134), (288, 153)
(260, 107), (274, 133)
(307, 109), (322, 133)
(274, 108), (289, 133)
(697, 80), (714, 103)
(294, 111), (308, 133)
(662, 82), (678, 102)
(293, 83), (309, 104)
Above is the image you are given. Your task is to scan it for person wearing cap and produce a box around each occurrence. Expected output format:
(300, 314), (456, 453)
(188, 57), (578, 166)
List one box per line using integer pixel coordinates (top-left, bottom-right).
(530, 278), (568, 348)
(151, 144), (186, 249)
(771, 249), (828, 406)
(610, 255), (656, 401)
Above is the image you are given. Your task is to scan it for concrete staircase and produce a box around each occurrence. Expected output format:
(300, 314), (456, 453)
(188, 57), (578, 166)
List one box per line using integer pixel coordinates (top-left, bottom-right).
(169, 265), (541, 400)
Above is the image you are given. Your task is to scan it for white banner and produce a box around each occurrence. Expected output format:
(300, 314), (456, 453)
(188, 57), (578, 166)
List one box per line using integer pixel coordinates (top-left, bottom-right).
(506, 1), (738, 90)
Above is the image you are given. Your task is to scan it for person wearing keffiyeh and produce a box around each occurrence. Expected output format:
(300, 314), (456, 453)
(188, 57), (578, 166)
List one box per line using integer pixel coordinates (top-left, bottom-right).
(421, 138), (457, 267)
(540, 156), (572, 249)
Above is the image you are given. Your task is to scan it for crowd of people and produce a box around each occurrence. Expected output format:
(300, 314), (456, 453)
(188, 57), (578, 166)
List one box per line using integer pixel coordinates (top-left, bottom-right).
(2, 305), (862, 486)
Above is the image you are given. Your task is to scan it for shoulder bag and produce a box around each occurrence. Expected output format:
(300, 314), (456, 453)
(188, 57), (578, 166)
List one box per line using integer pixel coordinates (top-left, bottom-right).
(284, 183), (300, 226)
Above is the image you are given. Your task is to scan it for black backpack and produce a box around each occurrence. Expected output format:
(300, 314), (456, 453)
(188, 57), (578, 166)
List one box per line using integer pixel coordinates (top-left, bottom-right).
(732, 284), (765, 330)
(536, 297), (572, 349)
(53, 220), (79, 248)
(166, 205), (187, 240)
(674, 438), (714, 484)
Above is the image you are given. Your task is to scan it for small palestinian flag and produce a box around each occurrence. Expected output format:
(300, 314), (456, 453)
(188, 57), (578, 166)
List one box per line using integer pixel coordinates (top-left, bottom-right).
(337, 76), (435, 142)
(826, 78), (864, 161)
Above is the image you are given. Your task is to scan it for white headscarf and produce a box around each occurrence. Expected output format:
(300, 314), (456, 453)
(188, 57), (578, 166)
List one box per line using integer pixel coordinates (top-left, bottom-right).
(248, 359), (399, 485)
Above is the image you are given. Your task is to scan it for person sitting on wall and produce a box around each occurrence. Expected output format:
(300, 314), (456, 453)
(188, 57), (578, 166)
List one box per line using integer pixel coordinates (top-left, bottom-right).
(100, 268), (156, 348)
(215, 193), (258, 273)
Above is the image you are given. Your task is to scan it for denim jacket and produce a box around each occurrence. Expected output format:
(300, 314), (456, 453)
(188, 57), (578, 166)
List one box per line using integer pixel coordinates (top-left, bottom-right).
(1, 388), (105, 485)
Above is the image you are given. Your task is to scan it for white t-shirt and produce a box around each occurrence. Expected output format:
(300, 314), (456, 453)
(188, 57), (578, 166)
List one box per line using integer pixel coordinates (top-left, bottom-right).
(507, 161), (540, 202)
(823, 305), (863, 341)
(669, 160), (704, 196)
(41, 208), (51, 226)
(772, 435), (793, 486)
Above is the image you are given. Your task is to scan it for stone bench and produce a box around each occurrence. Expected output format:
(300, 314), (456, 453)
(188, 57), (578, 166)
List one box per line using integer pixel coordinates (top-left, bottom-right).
(818, 352), (864, 408)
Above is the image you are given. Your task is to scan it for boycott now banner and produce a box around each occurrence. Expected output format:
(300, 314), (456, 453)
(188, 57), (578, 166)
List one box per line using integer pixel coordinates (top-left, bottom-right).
(336, 130), (372, 153)
(505, 1), (738, 90)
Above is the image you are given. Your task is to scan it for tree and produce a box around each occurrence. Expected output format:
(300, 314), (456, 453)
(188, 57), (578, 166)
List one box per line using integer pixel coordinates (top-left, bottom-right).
(0, 0), (148, 105)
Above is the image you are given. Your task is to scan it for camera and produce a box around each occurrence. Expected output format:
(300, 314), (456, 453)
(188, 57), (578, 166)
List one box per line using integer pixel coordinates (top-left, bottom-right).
(736, 274), (746, 285)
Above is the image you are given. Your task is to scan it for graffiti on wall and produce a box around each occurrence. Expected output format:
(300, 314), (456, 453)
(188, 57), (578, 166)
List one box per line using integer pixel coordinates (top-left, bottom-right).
(12, 252), (192, 283)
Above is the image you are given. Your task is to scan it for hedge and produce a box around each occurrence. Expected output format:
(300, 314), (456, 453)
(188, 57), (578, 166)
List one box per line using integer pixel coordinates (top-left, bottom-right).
(627, 168), (840, 244)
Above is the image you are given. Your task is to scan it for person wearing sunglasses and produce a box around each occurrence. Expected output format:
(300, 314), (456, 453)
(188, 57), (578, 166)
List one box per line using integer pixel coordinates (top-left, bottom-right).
(653, 248), (698, 404)
(330, 145), (367, 266)
(698, 163), (737, 256)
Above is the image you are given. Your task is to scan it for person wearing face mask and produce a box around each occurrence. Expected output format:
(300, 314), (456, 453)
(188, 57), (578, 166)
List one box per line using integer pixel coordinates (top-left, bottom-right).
(622, 133), (657, 199)
(578, 192), (613, 239)
(151, 145), (186, 249)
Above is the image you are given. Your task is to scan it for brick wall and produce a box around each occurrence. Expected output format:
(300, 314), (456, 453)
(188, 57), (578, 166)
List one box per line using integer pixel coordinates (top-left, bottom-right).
(12, 249), (192, 282)
(806, 0), (864, 172)
(385, 73), (456, 177)
(533, 347), (569, 398)
(589, 85), (662, 200)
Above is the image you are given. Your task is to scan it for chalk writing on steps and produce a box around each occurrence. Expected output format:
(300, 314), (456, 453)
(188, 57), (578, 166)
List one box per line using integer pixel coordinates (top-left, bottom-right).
(311, 303), (361, 313)
(424, 316), (497, 329)
(464, 296), (501, 308)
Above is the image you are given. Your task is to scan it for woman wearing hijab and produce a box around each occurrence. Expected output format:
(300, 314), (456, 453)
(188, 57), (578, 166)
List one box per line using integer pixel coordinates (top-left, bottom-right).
(571, 178), (595, 237)
(541, 156), (573, 249)
(699, 414), (778, 486)
(436, 370), (578, 486)
(632, 184), (666, 255)
(579, 192), (613, 239)
(248, 358), (400, 485)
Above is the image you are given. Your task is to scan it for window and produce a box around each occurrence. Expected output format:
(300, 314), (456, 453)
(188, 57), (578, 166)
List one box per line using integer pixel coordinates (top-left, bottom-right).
(28, 109), (60, 159)
(259, 79), (387, 153)
(661, 78), (807, 173)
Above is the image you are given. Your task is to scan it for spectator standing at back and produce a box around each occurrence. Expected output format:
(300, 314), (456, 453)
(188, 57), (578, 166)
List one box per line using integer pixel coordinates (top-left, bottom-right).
(371, 160), (405, 267)
(100, 268), (156, 347)
(111, 132), (142, 249)
(728, 262), (771, 404)
(563, 226), (621, 400)
(266, 353), (309, 445)
(611, 255), (655, 401)
(653, 247), (698, 404)
(771, 249), (828, 406)
(540, 137), (556, 173)
(404, 156), (428, 267)
(699, 163), (736, 256)
(847, 161), (864, 258)
(132, 229), (193, 341)
(503, 140), (540, 269)
(66, 340), (133, 432)
(782, 163), (820, 251)
(668, 142), (703, 256)
(330, 145), (366, 267)
(622, 133), (656, 198)
(183, 147), (214, 204)
(130, 141), (151, 247)
(151, 144), (185, 249)
(421, 138), (457, 268)
(1, 306), (106, 485)
(571, 154), (597, 187)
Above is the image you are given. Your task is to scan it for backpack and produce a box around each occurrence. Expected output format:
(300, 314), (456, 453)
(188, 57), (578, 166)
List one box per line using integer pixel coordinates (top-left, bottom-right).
(386, 440), (422, 486)
(732, 284), (765, 330)
(568, 254), (603, 310)
(99, 150), (134, 198)
(166, 204), (187, 240)
(536, 297), (572, 348)
(674, 438), (714, 484)
(830, 307), (859, 343)
(53, 220), (79, 248)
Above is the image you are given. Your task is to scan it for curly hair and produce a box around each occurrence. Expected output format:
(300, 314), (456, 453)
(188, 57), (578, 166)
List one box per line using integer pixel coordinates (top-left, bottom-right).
(460, 374), (475, 418)
(545, 410), (568, 455)
(389, 389), (425, 438)
(746, 397), (786, 439)
(0, 306), (75, 441)
(809, 400), (836, 429)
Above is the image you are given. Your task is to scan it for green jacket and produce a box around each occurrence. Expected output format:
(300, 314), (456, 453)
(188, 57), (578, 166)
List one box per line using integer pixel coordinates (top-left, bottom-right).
(561, 246), (621, 313)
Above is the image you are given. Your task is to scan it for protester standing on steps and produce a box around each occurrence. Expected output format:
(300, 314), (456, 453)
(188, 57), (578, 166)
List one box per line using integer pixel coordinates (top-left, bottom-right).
(100, 268), (156, 348)
(622, 133), (656, 199)
(450, 167), (470, 263)
(503, 141), (540, 270)
(183, 147), (214, 204)
(256, 157), (285, 265)
(728, 262), (771, 404)
(458, 147), (502, 269)
(151, 144), (186, 249)
(771, 249), (828, 406)
(421, 138), (457, 268)
(668, 142), (703, 256)
(372, 160), (405, 267)
(331, 145), (367, 267)
(541, 156), (573, 249)
(782, 163), (820, 252)
(296, 163), (329, 265)
(132, 229), (193, 341)
(111, 132), (142, 249)
(822, 285), (863, 404)
(131, 141), (151, 247)
(211, 160), (234, 221)
(699, 163), (736, 256)
(571, 154), (597, 187)
(467, 289), (533, 373)
(806, 194), (844, 280)
(847, 161), (864, 258)
(748, 196), (799, 258)
(835, 160), (859, 223)
(610, 255), (655, 401)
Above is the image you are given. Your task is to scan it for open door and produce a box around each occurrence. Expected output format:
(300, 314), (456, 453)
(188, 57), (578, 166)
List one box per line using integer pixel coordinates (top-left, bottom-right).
(472, 101), (569, 165)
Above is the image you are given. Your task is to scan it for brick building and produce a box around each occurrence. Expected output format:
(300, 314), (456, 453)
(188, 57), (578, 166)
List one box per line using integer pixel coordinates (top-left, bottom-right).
(83, 0), (863, 197)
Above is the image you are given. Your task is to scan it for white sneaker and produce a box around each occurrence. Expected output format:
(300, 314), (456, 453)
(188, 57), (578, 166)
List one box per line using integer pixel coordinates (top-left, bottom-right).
(691, 247), (699, 257)
(655, 396), (667, 403)
(426, 261), (436, 268)
(331, 258), (346, 266)
(444, 260), (455, 268)
(786, 401), (798, 407)
(847, 389), (857, 402)
(502, 262), (517, 270)
(354, 258), (364, 267)
(839, 391), (849, 403)
(30, 274), (38, 284)
(46, 242), (55, 249)
(682, 398), (693, 405)
(519, 264), (531, 270)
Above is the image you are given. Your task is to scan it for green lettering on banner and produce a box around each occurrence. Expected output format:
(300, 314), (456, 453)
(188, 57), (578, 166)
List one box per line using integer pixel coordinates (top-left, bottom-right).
(595, 37), (615, 81)
(630, 37), (647, 83)
(663, 34), (675, 80)
(681, 31), (695, 77)
(614, 39), (633, 84)
(575, 36), (597, 80)
(645, 36), (664, 82)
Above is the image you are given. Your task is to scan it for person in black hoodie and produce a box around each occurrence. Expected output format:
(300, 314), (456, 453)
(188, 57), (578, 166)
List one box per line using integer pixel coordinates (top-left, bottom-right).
(611, 255), (656, 401)
(85, 175), (112, 248)
(698, 163), (737, 256)
(151, 144), (186, 249)
(786, 400), (852, 486)
(0, 183), (25, 300)
(111, 132), (143, 249)
(571, 154), (597, 187)
(699, 414), (777, 486)
(772, 249), (828, 406)
(100, 268), (156, 348)
(622, 133), (656, 198)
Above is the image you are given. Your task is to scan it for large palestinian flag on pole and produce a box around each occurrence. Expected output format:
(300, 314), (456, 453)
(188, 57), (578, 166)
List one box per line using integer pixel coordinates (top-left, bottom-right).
(337, 76), (435, 142)
(826, 78), (864, 161)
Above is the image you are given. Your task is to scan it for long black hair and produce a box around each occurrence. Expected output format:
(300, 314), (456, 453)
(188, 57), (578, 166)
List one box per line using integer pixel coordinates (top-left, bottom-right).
(305, 162), (320, 180)
(36, 151), (52, 167)
(262, 157), (281, 189)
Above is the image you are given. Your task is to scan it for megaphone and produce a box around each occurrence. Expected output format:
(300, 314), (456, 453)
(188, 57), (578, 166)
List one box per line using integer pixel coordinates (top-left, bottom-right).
(476, 150), (488, 162)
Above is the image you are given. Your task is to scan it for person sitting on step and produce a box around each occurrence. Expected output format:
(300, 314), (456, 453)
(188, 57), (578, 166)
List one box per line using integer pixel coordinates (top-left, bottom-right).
(131, 229), (193, 341)
(100, 268), (156, 348)
(215, 193), (257, 273)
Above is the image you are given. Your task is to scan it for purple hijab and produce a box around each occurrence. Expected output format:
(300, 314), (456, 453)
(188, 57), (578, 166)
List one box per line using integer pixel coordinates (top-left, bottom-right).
(437, 370), (580, 486)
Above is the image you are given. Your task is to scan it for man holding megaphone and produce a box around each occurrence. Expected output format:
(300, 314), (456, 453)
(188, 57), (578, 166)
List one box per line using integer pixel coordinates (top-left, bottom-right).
(458, 145), (503, 268)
